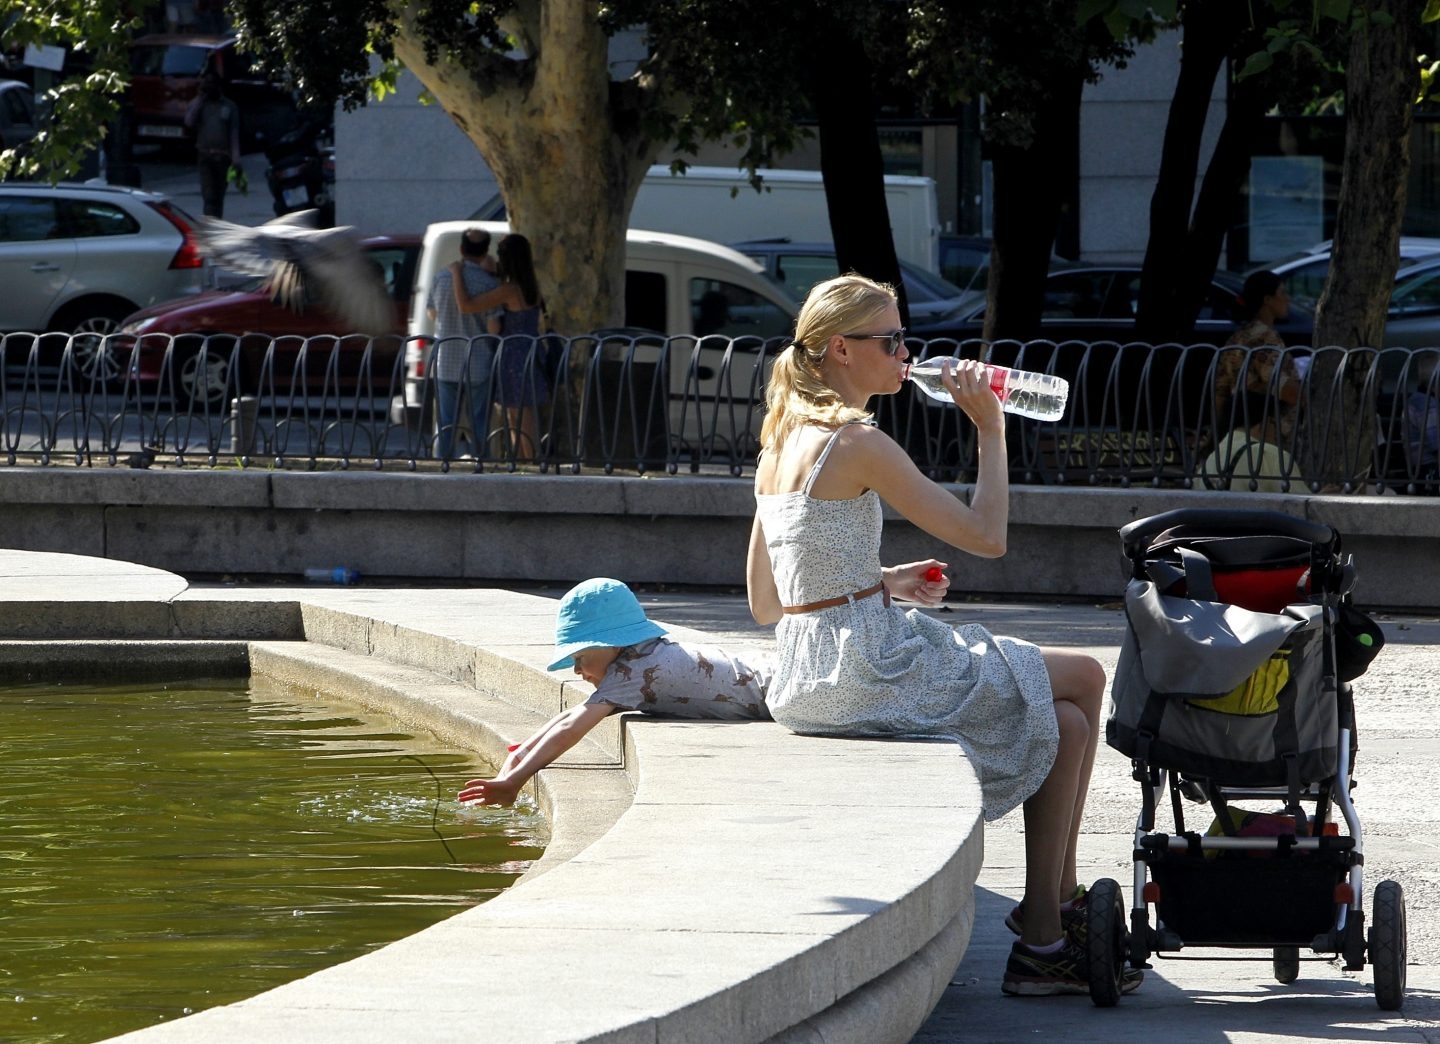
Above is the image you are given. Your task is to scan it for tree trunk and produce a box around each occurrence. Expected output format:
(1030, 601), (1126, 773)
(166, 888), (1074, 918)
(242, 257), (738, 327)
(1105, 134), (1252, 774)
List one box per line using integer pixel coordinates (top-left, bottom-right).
(1135, 1), (1236, 342)
(1310, 0), (1423, 488)
(391, 0), (659, 333)
(809, 28), (908, 323)
(985, 68), (1084, 341)
(1175, 69), (1271, 328)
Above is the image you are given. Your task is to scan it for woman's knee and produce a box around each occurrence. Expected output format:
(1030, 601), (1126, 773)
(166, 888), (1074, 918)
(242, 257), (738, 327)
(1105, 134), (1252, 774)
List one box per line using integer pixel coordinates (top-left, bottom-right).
(1045, 650), (1106, 709)
(1053, 699), (1091, 754)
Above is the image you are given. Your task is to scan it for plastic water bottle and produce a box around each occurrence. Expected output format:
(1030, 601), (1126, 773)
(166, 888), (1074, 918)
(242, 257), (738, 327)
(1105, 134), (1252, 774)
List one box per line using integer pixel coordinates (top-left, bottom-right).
(304, 566), (361, 585)
(906, 360), (1069, 422)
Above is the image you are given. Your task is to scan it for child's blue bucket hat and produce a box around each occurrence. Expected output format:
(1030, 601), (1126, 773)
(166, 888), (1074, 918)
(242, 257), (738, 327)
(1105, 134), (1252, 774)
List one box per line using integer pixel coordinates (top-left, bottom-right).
(547, 578), (667, 671)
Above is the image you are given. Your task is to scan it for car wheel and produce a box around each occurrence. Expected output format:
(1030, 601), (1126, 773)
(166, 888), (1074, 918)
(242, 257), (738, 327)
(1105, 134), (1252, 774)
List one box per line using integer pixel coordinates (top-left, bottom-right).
(52, 298), (136, 386)
(177, 342), (235, 409)
(70, 331), (128, 386)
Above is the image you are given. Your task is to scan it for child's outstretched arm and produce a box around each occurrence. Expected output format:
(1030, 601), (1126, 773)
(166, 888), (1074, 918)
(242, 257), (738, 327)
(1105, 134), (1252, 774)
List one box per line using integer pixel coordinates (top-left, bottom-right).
(457, 702), (614, 806)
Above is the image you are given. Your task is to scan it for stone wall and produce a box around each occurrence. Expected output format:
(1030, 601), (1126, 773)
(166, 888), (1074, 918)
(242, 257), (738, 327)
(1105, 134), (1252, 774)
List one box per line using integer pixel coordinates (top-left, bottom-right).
(0, 470), (1435, 609)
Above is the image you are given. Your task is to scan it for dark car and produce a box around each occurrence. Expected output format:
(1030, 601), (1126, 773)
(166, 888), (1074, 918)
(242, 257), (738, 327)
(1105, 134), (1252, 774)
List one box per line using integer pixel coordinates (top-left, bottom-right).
(730, 238), (972, 333)
(0, 79), (37, 152)
(918, 263), (1315, 346)
(114, 234), (421, 405)
(128, 34), (299, 152)
(939, 234), (991, 293)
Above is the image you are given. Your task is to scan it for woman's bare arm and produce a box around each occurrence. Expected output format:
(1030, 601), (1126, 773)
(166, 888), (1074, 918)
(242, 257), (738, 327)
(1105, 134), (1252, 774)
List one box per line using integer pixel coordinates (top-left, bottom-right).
(854, 425), (1010, 558)
(746, 513), (783, 625)
(451, 262), (514, 315)
(835, 363), (1010, 558)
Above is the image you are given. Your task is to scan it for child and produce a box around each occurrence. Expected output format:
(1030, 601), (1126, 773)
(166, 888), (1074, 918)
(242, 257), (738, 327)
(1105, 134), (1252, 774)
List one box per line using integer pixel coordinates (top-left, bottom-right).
(457, 577), (770, 806)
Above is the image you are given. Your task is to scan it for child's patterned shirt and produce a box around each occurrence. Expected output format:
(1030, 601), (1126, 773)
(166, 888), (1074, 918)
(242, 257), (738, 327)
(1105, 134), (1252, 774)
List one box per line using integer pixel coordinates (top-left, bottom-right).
(587, 637), (770, 719)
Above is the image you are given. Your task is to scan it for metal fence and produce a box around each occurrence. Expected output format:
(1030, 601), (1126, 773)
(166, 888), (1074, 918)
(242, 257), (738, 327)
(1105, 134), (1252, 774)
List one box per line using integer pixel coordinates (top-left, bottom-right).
(1, 330), (1436, 493)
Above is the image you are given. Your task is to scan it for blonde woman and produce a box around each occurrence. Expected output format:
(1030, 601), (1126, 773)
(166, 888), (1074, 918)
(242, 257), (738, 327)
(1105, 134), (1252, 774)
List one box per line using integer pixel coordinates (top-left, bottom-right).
(746, 274), (1130, 997)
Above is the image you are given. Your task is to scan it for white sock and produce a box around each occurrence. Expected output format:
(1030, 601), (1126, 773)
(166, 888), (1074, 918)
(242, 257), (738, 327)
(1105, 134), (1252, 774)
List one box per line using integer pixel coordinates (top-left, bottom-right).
(1023, 937), (1066, 955)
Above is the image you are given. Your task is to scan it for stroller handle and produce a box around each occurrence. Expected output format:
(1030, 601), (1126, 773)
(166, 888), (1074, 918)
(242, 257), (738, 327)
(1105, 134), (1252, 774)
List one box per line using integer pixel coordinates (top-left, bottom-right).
(1119, 508), (1337, 562)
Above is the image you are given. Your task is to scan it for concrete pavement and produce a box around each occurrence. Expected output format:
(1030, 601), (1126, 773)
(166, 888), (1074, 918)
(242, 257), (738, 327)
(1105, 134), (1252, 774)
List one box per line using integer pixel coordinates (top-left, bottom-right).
(1, 540), (1436, 1040)
(132, 145), (280, 228)
(635, 589), (1440, 1043)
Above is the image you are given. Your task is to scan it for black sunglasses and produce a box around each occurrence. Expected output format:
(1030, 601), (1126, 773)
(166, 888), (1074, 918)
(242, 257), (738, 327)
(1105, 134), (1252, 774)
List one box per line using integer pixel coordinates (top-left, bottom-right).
(841, 329), (907, 356)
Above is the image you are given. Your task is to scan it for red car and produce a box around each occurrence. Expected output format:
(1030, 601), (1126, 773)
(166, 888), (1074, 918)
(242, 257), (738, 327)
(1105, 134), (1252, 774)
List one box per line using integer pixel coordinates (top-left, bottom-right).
(128, 34), (298, 152)
(114, 234), (420, 406)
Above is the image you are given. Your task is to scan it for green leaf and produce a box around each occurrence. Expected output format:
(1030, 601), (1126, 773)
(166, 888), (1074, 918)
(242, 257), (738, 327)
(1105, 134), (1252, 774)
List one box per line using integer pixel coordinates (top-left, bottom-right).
(1238, 51), (1275, 80)
(1425, 0), (1440, 23)
(1316, 0), (1352, 23)
(1076, 0), (1113, 25)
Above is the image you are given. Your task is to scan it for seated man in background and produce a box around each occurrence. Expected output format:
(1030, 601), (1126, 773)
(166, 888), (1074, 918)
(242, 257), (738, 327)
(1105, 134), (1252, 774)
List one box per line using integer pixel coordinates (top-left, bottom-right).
(1403, 352), (1439, 494)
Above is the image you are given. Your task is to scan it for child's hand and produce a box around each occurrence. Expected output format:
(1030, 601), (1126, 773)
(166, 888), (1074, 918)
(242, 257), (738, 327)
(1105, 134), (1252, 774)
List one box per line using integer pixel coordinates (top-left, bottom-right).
(457, 776), (520, 807)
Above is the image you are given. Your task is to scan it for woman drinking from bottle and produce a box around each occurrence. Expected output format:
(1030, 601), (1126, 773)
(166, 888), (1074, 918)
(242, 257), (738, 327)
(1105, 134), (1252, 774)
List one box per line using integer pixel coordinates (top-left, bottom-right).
(746, 273), (1130, 997)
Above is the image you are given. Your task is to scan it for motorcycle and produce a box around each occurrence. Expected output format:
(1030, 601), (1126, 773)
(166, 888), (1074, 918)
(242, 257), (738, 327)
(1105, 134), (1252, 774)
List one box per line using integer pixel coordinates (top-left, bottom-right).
(263, 117), (331, 224)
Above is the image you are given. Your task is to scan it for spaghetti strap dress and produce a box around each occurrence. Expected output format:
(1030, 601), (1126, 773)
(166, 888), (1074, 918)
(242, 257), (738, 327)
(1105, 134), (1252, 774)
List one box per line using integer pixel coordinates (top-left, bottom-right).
(754, 423), (1059, 821)
(495, 303), (549, 408)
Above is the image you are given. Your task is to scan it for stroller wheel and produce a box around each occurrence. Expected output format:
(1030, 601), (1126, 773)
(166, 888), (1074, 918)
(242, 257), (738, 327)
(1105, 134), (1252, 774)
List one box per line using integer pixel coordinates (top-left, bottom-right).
(1370, 880), (1407, 1011)
(1086, 878), (1126, 1007)
(1272, 945), (1300, 984)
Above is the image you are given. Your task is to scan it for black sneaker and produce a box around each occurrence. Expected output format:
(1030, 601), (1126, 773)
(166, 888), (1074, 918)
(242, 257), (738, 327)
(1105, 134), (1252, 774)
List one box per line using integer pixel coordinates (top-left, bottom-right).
(1001, 937), (1089, 996)
(1001, 937), (1145, 997)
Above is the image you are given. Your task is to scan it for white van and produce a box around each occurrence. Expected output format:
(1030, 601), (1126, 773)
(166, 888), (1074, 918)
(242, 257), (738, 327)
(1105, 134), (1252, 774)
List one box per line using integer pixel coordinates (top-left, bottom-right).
(402, 221), (798, 453)
(474, 166), (944, 275)
(407, 220), (795, 348)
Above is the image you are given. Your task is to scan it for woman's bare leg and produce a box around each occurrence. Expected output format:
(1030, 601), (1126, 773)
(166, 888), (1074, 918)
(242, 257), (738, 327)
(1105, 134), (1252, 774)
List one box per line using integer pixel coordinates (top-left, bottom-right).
(1019, 696), (1090, 947)
(1041, 647), (1106, 899)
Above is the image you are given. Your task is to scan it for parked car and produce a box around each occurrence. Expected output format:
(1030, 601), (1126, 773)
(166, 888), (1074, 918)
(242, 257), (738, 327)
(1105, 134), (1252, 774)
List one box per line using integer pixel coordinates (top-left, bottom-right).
(939, 234), (992, 293)
(730, 239), (971, 333)
(0, 79), (37, 152)
(128, 34), (300, 152)
(113, 234), (422, 405)
(0, 181), (207, 376)
(918, 263), (1315, 346)
(1261, 237), (1440, 312)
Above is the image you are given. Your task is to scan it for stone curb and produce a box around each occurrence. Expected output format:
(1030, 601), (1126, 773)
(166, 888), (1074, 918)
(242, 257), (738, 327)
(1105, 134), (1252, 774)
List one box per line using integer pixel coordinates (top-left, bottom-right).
(1, 562), (984, 1043)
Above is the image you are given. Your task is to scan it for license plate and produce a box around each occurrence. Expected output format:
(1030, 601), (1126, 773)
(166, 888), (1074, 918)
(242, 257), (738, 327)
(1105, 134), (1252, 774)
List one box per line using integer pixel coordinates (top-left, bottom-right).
(282, 185), (310, 207)
(139, 124), (185, 139)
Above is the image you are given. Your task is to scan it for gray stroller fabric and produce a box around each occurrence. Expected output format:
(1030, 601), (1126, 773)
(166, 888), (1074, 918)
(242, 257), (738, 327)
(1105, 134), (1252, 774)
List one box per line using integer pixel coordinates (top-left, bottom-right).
(1125, 581), (1323, 698)
(1109, 580), (1336, 786)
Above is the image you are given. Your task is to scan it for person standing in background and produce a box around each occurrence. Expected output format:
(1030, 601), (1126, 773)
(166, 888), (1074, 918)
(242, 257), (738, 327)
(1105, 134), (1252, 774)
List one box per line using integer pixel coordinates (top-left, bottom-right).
(184, 70), (241, 219)
(451, 233), (550, 462)
(427, 228), (501, 460)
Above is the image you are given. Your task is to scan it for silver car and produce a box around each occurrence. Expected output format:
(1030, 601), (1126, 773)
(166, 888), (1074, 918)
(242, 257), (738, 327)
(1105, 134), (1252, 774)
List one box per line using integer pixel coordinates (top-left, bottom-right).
(1262, 237), (1440, 312)
(0, 182), (207, 363)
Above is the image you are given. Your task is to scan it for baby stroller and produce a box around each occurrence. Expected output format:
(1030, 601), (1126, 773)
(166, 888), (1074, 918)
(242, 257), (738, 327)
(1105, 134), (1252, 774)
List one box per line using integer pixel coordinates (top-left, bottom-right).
(1083, 507), (1405, 1009)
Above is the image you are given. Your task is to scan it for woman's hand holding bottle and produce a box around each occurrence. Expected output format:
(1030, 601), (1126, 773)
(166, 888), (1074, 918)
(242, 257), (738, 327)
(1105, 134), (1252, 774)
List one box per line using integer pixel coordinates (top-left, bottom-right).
(925, 357), (1006, 432)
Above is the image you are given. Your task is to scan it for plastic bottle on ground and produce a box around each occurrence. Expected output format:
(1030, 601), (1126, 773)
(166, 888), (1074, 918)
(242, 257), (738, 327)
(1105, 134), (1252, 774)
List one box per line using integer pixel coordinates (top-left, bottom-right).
(906, 360), (1069, 422)
(304, 567), (361, 585)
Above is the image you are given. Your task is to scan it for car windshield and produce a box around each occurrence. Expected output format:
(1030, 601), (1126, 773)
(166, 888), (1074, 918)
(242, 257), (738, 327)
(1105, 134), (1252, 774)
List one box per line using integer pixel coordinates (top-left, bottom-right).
(131, 44), (214, 78)
(902, 264), (966, 303)
(1391, 264), (1440, 310)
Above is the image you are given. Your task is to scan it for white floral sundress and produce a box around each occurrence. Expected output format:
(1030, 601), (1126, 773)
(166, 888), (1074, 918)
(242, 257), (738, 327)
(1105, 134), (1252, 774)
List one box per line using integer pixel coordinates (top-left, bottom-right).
(754, 423), (1059, 821)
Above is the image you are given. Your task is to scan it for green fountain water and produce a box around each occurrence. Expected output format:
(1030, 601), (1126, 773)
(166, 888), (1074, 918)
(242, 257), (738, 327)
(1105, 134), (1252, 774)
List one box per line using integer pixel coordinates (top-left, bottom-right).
(0, 677), (545, 1043)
